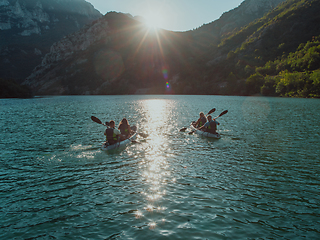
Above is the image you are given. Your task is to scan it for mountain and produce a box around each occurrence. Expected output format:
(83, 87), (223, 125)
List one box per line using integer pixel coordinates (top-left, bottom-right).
(199, 0), (320, 97)
(22, 0), (320, 97)
(24, 12), (173, 95)
(24, 0), (290, 95)
(191, 0), (286, 48)
(0, 0), (102, 81)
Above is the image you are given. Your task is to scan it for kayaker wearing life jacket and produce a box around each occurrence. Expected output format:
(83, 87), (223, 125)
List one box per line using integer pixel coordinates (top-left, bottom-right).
(194, 112), (207, 128)
(118, 118), (132, 139)
(104, 120), (121, 145)
(198, 115), (219, 134)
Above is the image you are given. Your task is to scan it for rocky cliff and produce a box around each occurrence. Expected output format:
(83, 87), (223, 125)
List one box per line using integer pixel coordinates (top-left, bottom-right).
(0, 0), (102, 80)
(24, 15), (112, 94)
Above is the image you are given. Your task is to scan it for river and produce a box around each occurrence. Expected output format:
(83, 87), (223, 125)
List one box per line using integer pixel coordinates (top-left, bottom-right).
(1, 95), (320, 239)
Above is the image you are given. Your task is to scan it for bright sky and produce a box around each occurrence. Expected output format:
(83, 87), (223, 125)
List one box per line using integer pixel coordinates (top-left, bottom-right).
(86, 0), (244, 32)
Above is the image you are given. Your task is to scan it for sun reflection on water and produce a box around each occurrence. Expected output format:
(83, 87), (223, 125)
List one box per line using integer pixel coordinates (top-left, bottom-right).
(134, 210), (143, 219)
(134, 99), (173, 229)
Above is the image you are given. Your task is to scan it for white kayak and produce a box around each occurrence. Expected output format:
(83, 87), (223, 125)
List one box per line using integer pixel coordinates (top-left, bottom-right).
(190, 122), (221, 139)
(101, 126), (137, 152)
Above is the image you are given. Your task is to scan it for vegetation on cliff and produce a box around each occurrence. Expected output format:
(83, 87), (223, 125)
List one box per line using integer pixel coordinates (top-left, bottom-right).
(253, 36), (320, 97)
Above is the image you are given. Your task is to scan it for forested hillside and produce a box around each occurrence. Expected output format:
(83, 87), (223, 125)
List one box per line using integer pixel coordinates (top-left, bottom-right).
(251, 36), (320, 97)
(191, 0), (320, 97)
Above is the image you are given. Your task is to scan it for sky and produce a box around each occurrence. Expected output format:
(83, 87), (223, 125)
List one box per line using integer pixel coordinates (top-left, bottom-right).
(86, 0), (244, 32)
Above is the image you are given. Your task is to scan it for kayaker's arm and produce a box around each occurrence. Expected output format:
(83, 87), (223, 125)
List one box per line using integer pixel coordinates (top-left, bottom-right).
(198, 125), (205, 130)
(193, 118), (200, 127)
(113, 128), (125, 141)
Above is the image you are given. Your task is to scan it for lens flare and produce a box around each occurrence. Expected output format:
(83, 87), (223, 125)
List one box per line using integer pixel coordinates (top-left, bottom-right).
(166, 82), (170, 89)
(162, 69), (168, 79)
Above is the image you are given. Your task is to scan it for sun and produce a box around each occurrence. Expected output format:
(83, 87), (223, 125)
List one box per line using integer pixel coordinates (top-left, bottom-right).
(144, 12), (163, 29)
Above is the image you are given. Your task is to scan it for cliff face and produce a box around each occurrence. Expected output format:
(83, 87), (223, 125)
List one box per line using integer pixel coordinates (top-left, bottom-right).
(0, 0), (102, 80)
(24, 16), (112, 94)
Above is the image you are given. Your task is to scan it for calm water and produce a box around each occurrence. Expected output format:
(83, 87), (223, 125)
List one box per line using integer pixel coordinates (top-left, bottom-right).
(1, 95), (320, 239)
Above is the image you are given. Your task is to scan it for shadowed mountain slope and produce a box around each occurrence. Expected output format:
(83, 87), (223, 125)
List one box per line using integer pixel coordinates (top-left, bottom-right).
(0, 0), (102, 81)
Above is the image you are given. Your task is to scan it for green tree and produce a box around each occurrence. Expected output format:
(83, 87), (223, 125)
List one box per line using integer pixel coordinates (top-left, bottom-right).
(309, 70), (320, 97)
(246, 73), (264, 95)
(226, 72), (238, 95)
(261, 76), (276, 96)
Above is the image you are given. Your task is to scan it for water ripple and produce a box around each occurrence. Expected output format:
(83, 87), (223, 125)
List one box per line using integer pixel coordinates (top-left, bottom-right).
(1, 96), (320, 239)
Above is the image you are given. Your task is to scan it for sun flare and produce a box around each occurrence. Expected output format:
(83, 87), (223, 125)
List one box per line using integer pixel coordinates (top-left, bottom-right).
(144, 12), (163, 29)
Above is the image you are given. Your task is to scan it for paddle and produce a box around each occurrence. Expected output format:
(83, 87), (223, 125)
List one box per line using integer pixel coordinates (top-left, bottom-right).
(179, 127), (188, 132)
(134, 131), (148, 138)
(179, 108), (216, 132)
(214, 110), (228, 120)
(188, 110), (228, 134)
(91, 116), (106, 126)
(207, 108), (217, 116)
(91, 116), (146, 141)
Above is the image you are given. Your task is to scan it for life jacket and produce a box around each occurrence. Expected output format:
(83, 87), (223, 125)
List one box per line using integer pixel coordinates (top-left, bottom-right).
(106, 128), (118, 144)
(206, 120), (217, 133)
(198, 116), (207, 127)
(119, 124), (130, 137)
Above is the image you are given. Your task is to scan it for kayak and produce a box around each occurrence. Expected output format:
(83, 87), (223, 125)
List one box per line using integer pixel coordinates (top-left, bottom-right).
(101, 126), (137, 152)
(190, 122), (221, 139)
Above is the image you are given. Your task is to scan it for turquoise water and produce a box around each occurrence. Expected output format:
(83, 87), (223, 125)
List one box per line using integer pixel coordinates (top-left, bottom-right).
(1, 95), (320, 239)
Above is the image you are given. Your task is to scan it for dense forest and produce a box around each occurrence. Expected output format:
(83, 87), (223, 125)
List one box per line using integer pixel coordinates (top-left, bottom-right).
(250, 36), (320, 97)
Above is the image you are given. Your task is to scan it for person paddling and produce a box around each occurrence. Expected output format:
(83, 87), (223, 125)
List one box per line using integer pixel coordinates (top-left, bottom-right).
(198, 115), (219, 134)
(193, 112), (207, 128)
(104, 120), (121, 145)
(118, 118), (132, 139)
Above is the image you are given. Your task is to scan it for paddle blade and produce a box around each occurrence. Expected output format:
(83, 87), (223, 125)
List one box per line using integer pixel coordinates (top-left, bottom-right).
(218, 110), (228, 117)
(207, 108), (216, 115)
(91, 116), (102, 124)
(180, 127), (187, 132)
(188, 130), (195, 135)
(138, 132), (149, 138)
